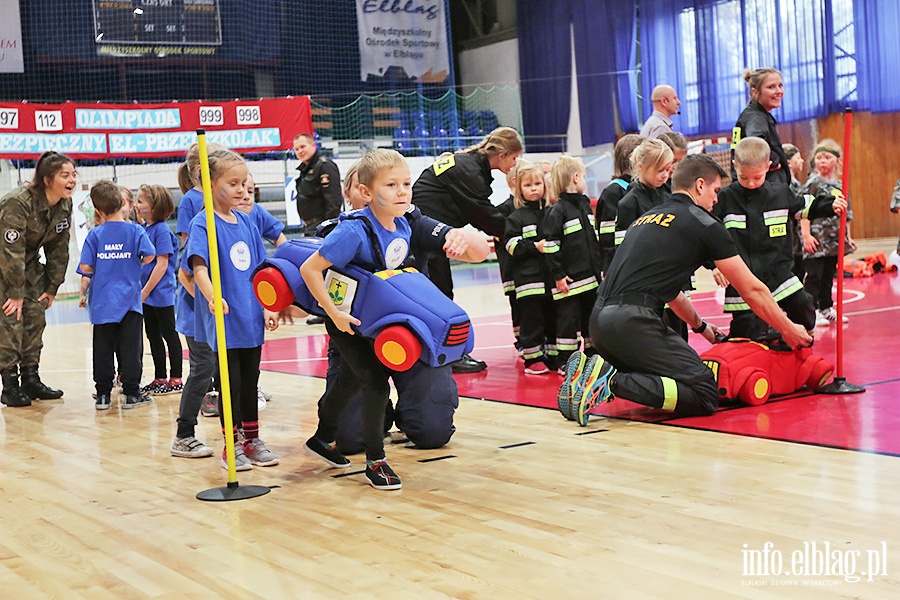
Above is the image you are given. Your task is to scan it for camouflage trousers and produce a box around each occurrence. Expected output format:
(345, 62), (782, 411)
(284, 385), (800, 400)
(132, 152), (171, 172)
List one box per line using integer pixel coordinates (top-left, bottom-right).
(0, 281), (48, 370)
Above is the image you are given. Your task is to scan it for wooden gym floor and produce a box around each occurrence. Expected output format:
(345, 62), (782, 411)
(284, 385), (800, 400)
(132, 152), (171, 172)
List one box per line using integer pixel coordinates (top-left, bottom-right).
(1, 239), (898, 598)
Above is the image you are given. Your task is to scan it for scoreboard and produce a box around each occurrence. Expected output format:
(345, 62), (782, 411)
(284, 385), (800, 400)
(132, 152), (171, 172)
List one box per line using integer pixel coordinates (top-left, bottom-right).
(93, 0), (222, 46)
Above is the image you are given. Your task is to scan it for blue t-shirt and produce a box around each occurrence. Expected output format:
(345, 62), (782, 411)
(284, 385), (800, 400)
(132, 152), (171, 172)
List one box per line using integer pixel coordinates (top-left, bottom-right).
(176, 188), (205, 236)
(186, 210), (266, 351)
(247, 204), (285, 243)
(141, 221), (178, 307)
(319, 206), (411, 270)
(79, 221), (155, 325)
(174, 249), (196, 337)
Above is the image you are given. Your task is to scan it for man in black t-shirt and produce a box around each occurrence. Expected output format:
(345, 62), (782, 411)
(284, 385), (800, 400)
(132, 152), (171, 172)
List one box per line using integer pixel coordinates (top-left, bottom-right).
(559, 155), (813, 424)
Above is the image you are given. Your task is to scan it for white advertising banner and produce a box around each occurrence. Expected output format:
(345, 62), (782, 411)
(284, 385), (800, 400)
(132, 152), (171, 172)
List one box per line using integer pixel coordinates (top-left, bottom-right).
(356, 0), (449, 83)
(0, 0), (24, 73)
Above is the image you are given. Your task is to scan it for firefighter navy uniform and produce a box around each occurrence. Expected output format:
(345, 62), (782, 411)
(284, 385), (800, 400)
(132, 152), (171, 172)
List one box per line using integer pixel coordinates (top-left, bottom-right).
(495, 195), (520, 342)
(505, 201), (556, 369)
(543, 191), (603, 366)
(295, 150), (342, 235)
(592, 193), (739, 416)
(713, 181), (840, 339)
(596, 176), (631, 274)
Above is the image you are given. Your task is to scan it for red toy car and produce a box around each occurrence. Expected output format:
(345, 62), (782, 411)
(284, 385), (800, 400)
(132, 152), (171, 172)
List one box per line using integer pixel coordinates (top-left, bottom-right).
(699, 340), (834, 405)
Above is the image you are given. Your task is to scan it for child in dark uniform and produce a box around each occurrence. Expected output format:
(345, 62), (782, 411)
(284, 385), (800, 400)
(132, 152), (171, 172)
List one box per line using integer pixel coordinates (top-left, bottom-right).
(504, 161), (555, 374)
(543, 156), (603, 371)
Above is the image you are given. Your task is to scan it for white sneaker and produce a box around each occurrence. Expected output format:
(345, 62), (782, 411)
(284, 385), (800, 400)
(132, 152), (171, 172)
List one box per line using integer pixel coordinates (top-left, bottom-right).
(257, 388), (267, 411)
(815, 310), (831, 327)
(171, 436), (214, 458)
(819, 307), (849, 324)
(220, 445), (253, 471)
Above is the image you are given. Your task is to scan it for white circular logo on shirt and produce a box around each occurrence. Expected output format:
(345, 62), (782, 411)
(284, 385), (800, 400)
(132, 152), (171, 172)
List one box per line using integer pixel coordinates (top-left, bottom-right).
(4, 229), (19, 244)
(230, 241), (252, 271)
(384, 238), (409, 269)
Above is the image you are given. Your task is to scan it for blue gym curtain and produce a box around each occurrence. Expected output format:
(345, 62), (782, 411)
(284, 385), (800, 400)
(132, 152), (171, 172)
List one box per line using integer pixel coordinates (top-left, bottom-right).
(520, 0), (900, 143)
(854, 0), (900, 113)
(518, 0), (572, 151)
(518, 1), (638, 148)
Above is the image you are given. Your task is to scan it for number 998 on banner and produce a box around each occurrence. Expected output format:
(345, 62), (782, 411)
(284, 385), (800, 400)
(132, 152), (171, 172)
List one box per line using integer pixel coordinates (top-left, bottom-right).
(199, 106), (224, 127)
(236, 106), (261, 126)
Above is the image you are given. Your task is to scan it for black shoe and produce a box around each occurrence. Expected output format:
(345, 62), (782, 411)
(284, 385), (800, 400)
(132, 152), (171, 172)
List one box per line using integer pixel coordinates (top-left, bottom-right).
(1, 368), (32, 407)
(122, 394), (153, 409)
(20, 365), (63, 399)
(306, 315), (326, 325)
(304, 436), (351, 468)
(95, 394), (112, 411)
(451, 353), (487, 374)
(365, 459), (402, 490)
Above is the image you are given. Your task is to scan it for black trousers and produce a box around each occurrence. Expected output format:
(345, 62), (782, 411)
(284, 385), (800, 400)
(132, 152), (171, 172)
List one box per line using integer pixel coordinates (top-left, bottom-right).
(216, 346), (261, 429)
(176, 335), (217, 439)
(143, 304), (183, 379)
(316, 319), (390, 461)
(728, 289), (817, 339)
(591, 302), (718, 417)
(426, 254), (454, 300)
(93, 311), (143, 397)
(555, 289), (597, 364)
(804, 256), (838, 310)
(518, 293), (556, 367)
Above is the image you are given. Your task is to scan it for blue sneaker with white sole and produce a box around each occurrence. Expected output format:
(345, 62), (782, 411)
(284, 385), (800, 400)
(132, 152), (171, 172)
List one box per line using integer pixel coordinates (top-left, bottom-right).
(557, 352), (587, 420)
(572, 355), (616, 426)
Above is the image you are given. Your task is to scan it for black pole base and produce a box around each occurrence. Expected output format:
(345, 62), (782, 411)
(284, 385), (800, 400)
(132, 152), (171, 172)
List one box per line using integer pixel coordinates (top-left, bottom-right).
(196, 483), (271, 502)
(819, 377), (866, 395)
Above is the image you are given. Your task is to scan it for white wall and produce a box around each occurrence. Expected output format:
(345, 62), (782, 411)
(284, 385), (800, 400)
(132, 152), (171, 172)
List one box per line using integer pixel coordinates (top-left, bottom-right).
(458, 38), (521, 132)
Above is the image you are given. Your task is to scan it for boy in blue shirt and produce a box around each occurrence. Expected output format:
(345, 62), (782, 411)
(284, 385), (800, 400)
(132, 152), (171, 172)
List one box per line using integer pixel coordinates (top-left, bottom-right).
(78, 180), (156, 410)
(300, 149), (412, 491)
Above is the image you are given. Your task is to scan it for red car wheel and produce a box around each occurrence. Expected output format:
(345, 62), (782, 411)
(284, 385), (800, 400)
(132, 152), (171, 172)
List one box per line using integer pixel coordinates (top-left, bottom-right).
(374, 325), (421, 371)
(739, 369), (771, 405)
(806, 359), (834, 390)
(253, 267), (295, 312)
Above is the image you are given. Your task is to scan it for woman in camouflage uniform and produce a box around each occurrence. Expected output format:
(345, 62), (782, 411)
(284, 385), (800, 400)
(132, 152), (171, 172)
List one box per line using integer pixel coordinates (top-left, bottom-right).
(0, 151), (76, 407)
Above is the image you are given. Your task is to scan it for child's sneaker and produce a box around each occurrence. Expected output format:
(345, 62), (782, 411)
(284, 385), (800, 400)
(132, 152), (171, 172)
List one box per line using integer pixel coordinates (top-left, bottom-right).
(242, 437), (279, 466)
(572, 355), (616, 426)
(141, 379), (166, 394)
(365, 459), (402, 490)
(524, 361), (550, 375)
(170, 436), (214, 458)
(304, 436), (351, 468)
(220, 445), (253, 471)
(557, 352), (586, 420)
(257, 388), (267, 411)
(165, 378), (184, 393)
(259, 387), (273, 402)
(122, 393), (153, 409)
(95, 394), (112, 410)
(200, 391), (219, 417)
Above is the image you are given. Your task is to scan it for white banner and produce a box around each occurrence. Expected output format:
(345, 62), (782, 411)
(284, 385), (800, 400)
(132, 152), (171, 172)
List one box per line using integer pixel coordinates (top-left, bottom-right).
(356, 0), (449, 83)
(0, 0), (24, 73)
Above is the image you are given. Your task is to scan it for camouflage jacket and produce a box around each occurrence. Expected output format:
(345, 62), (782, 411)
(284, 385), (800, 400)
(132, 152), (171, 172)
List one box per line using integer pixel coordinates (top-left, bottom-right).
(799, 174), (852, 259)
(0, 186), (73, 298)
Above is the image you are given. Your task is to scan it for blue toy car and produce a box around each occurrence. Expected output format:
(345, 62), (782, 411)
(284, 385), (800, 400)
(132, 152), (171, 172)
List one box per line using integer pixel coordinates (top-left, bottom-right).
(252, 238), (473, 371)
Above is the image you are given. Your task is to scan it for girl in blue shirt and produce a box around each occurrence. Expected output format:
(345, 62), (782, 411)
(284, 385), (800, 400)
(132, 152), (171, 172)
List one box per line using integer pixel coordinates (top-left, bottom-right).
(185, 149), (281, 471)
(136, 184), (183, 395)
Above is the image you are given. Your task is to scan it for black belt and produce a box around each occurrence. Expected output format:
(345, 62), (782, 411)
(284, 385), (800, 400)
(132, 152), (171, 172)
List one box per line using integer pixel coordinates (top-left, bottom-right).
(599, 292), (664, 311)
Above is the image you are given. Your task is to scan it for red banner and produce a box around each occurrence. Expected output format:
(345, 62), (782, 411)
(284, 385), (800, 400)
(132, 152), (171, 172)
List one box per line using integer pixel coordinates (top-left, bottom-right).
(0, 97), (313, 159)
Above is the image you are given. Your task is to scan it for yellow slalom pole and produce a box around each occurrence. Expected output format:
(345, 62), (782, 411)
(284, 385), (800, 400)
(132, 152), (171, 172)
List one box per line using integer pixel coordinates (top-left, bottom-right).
(197, 130), (238, 485)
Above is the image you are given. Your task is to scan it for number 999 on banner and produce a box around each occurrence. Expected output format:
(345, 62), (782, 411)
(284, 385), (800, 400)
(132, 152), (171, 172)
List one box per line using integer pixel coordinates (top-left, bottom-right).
(199, 106), (224, 127)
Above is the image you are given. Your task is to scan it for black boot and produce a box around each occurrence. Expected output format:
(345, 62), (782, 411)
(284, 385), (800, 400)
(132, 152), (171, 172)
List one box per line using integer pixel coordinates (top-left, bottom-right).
(1, 367), (32, 407)
(451, 353), (487, 374)
(20, 364), (64, 400)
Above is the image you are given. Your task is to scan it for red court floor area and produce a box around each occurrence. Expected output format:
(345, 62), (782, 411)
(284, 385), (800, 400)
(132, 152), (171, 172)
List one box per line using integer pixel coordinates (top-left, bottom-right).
(260, 270), (900, 457)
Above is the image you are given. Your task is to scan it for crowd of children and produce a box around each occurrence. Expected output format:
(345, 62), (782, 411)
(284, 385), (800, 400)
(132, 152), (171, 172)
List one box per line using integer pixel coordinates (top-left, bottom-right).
(60, 74), (871, 490)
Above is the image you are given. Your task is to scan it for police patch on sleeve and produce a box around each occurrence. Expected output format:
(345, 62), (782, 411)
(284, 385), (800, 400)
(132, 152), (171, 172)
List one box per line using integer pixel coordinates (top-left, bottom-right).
(4, 229), (20, 243)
